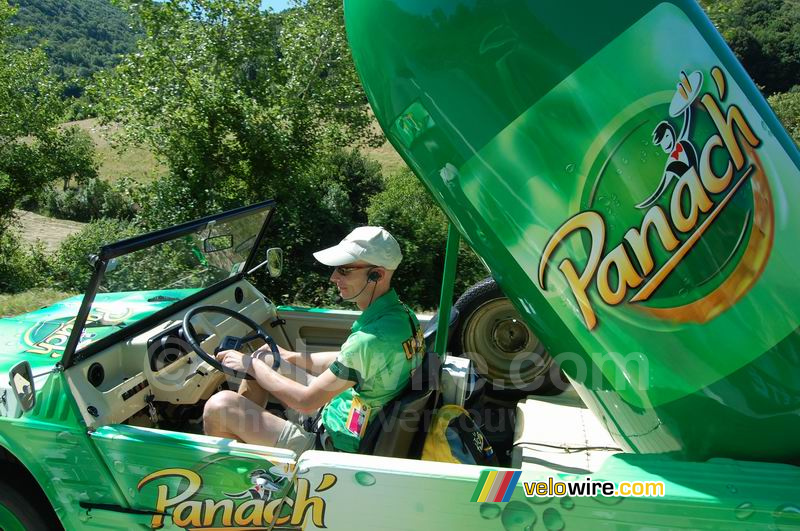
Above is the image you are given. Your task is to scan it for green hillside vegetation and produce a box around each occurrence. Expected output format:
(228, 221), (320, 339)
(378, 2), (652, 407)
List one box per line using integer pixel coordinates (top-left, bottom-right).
(10, 0), (137, 98)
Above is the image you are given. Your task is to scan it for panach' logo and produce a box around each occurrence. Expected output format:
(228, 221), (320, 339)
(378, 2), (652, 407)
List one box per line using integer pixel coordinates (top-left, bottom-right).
(23, 306), (131, 357)
(138, 467), (337, 530)
(538, 66), (774, 330)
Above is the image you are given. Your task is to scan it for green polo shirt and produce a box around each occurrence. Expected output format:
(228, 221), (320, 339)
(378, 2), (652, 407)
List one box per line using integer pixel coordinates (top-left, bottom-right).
(322, 289), (425, 452)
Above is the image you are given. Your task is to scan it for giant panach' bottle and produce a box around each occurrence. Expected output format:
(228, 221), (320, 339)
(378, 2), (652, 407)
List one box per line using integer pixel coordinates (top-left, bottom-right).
(345, 0), (800, 462)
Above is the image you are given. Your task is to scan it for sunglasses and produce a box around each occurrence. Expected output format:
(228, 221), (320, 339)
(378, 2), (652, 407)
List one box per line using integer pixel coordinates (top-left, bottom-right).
(334, 265), (374, 276)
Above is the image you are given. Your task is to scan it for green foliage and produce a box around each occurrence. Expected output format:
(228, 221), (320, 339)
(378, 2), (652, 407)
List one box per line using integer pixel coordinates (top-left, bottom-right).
(41, 216), (219, 296)
(704, 0), (800, 94)
(225, 147), (384, 307)
(44, 126), (99, 189)
(0, 231), (50, 294)
(769, 86), (800, 143)
(0, 288), (76, 317)
(304, 148), (384, 226)
(39, 176), (137, 222)
(10, 0), (138, 98)
(367, 168), (487, 310)
(94, 0), (377, 210)
(93, 0), (381, 305)
(48, 218), (139, 292)
(0, 0), (98, 230)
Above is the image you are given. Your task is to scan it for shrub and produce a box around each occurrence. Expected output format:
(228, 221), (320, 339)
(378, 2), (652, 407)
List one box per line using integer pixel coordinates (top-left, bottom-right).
(248, 149), (386, 307)
(769, 86), (800, 144)
(0, 231), (51, 294)
(49, 218), (140, 292)
(41, 176), (138, 222)
(367, 168), (486, 310)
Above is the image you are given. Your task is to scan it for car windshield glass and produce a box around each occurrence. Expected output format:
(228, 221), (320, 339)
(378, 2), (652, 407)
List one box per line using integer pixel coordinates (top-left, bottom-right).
(72, 205), (272, 356)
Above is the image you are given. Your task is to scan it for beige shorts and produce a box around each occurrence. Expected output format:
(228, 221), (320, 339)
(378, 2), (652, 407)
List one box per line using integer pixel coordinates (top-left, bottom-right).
(276, 420), (317, 455)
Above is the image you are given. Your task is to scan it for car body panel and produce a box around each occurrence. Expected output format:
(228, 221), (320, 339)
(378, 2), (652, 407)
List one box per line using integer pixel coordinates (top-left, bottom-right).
(0, 290), (199, 372)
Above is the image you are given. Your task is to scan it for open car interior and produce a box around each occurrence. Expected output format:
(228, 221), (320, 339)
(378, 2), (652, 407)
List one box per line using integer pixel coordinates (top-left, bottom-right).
(59, 201), (616, 474)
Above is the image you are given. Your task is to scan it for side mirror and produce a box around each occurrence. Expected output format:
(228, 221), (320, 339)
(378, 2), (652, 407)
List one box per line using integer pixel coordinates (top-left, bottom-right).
(9, 361), (35, 413)
(204, 234), (234, 253)
(267, 248), (283, 278)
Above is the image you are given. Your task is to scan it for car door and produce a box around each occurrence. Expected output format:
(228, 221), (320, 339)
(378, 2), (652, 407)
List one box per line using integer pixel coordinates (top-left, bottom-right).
(273, 306), (360, 353)
(274, 307), (433, 354)
(293, 451), (500, 531)
(88, 425), (328, 530)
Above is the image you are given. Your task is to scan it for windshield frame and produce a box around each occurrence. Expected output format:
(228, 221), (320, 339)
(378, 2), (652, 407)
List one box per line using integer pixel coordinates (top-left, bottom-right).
(61, 200), (276, 369)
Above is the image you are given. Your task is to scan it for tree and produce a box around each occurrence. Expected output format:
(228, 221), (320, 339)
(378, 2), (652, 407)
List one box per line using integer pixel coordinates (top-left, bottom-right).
(94, 0), (381, 304)
(95, 0), (377, 216)
(703, 0), (800, 94)
(0, 0), (96, 233)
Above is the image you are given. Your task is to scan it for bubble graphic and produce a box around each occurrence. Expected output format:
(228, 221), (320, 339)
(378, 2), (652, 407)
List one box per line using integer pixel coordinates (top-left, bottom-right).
(543, 507), (565, 531)
(773, 503), (800, 527)
(560, 496), (575, 510)
(526, 495), (552, 505)
(592, 486), (624, 506)
(501, 501), (536, 531)
(113, 460), (125, 473)
(566, 164), (576, 173)
(354, 471), (376, 486)
(735, 502), (755, 520)
(480, 503), (501, 520)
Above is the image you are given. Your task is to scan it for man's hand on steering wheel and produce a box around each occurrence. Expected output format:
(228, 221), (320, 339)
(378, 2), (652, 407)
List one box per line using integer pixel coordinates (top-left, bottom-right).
(215, 350), (254, 376)
(183, 305), (281, 380)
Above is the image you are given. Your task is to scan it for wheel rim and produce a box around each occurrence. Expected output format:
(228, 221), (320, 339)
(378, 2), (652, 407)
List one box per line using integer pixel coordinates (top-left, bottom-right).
(461, 297), (553, 391)
(0, 504), (27, 531)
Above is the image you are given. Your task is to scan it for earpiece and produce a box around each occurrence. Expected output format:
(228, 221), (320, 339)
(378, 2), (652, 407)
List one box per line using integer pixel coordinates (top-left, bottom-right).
(367, 271), (381, 283)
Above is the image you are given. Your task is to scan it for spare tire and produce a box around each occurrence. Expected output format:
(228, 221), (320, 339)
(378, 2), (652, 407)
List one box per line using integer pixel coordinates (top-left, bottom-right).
(450, 277), (560, 399)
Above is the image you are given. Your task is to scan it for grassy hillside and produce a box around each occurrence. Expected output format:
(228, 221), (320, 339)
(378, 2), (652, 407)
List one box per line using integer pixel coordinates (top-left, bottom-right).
(67, 118), (406, 185)
(67, 118), (166, 183)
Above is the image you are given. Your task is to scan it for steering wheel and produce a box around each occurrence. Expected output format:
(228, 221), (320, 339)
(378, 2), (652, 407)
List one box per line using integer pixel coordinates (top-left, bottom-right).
(182, 305), (280, 380)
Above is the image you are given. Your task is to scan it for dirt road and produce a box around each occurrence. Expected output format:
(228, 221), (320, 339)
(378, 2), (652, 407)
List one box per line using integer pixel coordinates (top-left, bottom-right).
(13, 210), (85, 253)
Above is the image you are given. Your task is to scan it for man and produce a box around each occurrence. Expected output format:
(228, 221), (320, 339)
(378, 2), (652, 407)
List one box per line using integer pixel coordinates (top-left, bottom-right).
(203, 226), (425, 454)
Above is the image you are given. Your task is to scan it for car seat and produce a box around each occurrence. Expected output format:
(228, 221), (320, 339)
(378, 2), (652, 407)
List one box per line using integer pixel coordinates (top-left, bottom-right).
(358, 350), (442, 458)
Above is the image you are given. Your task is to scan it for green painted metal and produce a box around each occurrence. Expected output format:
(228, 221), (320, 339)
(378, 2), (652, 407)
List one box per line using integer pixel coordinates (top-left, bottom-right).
(345, 0), (800, 462)
(435, 224), (460, 359)
(0, 290), (199, 372)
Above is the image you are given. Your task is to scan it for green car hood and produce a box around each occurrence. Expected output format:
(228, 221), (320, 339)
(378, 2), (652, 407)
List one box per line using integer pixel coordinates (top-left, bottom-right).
(0, 289), (199, 373)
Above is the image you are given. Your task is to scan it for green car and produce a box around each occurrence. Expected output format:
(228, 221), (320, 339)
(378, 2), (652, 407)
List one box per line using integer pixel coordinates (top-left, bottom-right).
(0, 200), (797, 531)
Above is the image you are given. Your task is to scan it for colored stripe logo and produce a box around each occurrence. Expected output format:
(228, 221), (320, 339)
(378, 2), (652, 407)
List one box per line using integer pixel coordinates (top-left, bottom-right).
(471, 470), (522, 502)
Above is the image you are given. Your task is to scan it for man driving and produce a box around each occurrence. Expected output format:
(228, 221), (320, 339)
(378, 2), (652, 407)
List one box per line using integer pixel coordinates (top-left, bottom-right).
(203, 226), (425, 453)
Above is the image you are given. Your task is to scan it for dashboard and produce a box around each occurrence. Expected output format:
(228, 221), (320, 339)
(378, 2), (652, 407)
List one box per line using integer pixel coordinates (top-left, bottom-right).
(64, 280), (280, 430)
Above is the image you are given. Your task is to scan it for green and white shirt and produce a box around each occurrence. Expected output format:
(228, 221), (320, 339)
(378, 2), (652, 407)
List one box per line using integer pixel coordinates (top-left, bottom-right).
(323, 289), (425, 452)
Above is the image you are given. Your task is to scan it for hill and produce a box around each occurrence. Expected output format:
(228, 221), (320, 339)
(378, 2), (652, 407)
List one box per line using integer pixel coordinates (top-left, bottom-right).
(10, 0), (138, 96)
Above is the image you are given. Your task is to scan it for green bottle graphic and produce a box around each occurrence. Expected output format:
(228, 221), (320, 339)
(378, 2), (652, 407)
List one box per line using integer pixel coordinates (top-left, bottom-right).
(345, 0), (800, 461)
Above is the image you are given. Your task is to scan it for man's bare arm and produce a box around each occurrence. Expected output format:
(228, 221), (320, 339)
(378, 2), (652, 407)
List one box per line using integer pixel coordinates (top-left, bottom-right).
(248, 354), (353, 414)
(256, 344), (339, 376)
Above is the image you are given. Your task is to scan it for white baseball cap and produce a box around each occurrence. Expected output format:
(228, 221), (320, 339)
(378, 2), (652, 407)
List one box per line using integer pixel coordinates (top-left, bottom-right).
(313, 226), (402, 270)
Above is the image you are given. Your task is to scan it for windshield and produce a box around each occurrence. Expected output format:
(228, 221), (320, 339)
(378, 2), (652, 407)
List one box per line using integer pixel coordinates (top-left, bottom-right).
(70, 203), (273, 358)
